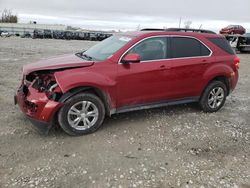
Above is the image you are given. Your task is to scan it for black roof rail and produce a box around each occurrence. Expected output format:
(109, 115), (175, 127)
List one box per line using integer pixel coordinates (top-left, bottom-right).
(166, 28), (216, 34)
(140, 28), (165, 31)
(141, 28), (216, 34)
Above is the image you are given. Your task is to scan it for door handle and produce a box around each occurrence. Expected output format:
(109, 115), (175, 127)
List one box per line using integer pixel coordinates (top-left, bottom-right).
(159, 65), (171, 70)
(202, 59), (209, 65)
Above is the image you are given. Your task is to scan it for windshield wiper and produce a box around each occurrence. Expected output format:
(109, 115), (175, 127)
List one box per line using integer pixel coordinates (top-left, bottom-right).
(81, 53), (93, 60)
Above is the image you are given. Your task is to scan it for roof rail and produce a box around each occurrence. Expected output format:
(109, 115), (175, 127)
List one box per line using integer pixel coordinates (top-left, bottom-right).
(140, 28), (165, 31)
(166, 28), (216, 34)
(141, 28), (216, 34)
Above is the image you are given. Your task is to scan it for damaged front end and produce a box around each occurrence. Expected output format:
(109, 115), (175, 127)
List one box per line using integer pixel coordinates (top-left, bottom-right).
(15, 70), (64, 134)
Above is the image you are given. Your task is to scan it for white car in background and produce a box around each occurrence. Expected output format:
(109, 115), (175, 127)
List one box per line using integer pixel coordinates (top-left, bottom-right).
(1, 31), (11, 37)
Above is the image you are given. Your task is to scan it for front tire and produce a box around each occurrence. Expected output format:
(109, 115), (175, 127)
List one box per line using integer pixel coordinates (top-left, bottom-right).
(199, 81), (227, 112)
(58, 93), (105, 136)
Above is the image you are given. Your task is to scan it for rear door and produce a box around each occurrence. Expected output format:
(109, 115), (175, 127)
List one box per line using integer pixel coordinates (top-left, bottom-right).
(168, 36), (212, 99)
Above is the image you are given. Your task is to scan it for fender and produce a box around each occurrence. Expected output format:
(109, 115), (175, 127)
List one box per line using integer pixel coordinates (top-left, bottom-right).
(54, 68), (117, 113)
(54, 68), (116, 92)
(197, 63), (233, 96)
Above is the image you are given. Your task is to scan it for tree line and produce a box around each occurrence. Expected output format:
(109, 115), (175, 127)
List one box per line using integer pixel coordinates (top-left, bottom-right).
(0, 9), (18, 23)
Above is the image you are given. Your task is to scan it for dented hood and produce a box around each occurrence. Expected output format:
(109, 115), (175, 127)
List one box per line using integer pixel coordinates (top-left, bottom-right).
(23, 54), (94, 74)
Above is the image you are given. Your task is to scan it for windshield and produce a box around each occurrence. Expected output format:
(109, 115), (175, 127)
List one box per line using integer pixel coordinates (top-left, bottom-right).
(81, 35), (133, 61)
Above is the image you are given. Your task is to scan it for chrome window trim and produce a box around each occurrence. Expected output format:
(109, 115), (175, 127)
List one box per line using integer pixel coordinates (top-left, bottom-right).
(118, 35), (213, 64)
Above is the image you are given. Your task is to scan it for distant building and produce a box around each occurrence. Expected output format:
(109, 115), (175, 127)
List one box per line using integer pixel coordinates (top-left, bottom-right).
(0, 23), (67, 35)
(0, 23), (115, 35)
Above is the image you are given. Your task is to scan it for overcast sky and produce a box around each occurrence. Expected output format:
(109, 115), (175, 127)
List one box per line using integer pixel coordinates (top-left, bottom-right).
(0, 0), (250, 32)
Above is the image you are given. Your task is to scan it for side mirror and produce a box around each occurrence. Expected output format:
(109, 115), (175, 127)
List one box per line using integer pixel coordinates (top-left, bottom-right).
(121, 53), (141, 64)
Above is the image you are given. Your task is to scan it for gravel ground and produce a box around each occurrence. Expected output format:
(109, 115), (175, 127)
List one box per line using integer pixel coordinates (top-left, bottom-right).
(0, 37), (250, 188)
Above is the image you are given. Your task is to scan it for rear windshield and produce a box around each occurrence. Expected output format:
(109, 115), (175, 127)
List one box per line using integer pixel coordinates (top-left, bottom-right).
(208, 38), (235, 55)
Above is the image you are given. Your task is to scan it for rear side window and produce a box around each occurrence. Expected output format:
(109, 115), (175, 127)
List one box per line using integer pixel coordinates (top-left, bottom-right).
(208, 38), (235, 55)
(170, 37), (211, 58)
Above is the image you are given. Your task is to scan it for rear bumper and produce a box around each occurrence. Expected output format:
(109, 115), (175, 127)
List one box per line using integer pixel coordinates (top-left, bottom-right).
(15, 84), (63, 134)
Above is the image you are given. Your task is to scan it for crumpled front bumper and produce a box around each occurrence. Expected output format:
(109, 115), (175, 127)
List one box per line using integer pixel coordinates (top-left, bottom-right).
(15, 84), (63, 134)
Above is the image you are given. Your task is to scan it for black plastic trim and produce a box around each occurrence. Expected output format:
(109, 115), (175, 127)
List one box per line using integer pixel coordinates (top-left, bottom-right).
(114, 97), (199, 114)
(27, 116), (52, 135)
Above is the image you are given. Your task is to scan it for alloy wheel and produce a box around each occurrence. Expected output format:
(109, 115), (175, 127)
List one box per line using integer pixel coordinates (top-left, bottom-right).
(208, 87), (225, 109)
(67, 101), (99, 130)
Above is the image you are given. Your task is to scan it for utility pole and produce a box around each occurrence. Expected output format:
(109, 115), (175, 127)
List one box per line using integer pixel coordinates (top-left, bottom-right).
(179, 17), (182, 28)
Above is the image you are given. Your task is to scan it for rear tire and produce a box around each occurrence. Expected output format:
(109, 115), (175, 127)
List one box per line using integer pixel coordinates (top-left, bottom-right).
(199, 81), (227, 113)
(58, 93), (105, 136)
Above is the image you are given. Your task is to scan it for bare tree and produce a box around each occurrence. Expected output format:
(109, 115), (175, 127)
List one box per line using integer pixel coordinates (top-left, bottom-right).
(184, 20), (192, 29)
(1, 9), (18, 23)
(136, 24), (141, 31)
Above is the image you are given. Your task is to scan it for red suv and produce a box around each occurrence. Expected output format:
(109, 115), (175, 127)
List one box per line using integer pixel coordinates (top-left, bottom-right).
(220, 25), (246, 35)
(15, 28), (239, 135)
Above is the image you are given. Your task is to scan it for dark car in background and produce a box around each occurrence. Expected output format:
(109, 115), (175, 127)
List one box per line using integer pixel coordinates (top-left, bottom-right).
(225, 33), (250, 53)
(73, 32), (86, 40)
(89, 32), (98, 41)
(24, 29), (112, 41)
(220, 25), (246, 35)
(33, 29), (44, 39)
(238, 33), (250, 52)
(64, 31), (74, 40)
(52, 30), (65, 39)
(21, 32), (32, 38)
(44, 29), (53, 39)
(96, 33), (110, 41)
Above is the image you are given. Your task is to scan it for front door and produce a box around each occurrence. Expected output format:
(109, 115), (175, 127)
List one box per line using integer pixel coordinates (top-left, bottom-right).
(116, 37), (173, 108)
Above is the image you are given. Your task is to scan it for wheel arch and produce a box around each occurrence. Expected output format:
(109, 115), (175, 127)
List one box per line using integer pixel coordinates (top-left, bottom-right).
(58, 86), (113, 116)
(200, 75), (230, 98)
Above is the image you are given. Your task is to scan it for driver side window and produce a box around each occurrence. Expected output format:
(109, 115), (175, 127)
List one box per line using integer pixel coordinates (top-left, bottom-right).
(128, 37), (167, 61)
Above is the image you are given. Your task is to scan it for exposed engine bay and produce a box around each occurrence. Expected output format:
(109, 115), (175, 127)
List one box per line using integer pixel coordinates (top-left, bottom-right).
(24, 71), (63, 102)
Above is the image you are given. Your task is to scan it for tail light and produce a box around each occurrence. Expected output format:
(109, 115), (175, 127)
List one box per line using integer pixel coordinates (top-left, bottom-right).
(233, 56), (240, 69)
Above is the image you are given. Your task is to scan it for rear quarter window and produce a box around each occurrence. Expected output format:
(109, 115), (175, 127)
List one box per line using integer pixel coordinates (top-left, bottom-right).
(208, 38), (235, 55)
(170, 37), (211, 58)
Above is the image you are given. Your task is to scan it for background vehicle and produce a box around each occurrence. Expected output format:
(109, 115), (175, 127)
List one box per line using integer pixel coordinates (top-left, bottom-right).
(15, 28), (239, 136)
(238, 33), (250, 52)
(33, 29), (44, 39)
(96, 33), (111, 41)
(21, 32), (32, 38)
(64, 31), (74, 40)
(225, 34), (250, 53)
(1, 30), (11, 37)
(220, 25), (246, 35)
(52, 30), (65, 39)
(89, 32), (98, 41)
(44, 29), (53, 39)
